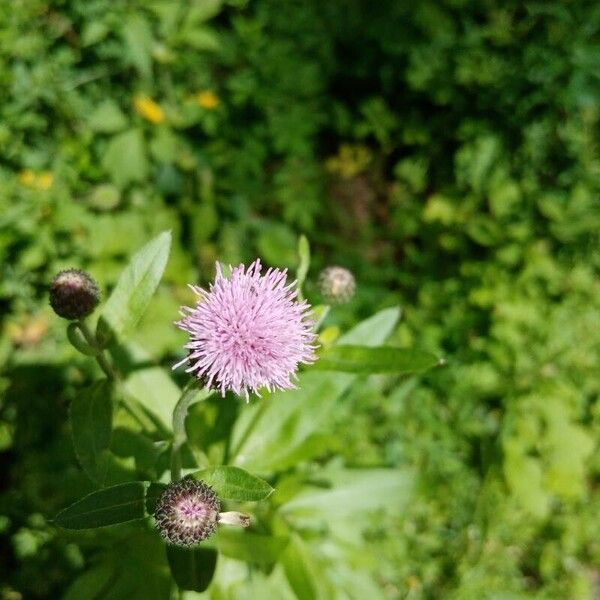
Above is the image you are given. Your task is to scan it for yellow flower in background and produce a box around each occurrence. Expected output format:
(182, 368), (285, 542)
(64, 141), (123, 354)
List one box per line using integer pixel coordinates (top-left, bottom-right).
(37, 172), (54, 190)
(18, 169), (54, 190)
(134, 95), (165, 124)
(196, 91), (220, 110)
(18, 169), (36, 187)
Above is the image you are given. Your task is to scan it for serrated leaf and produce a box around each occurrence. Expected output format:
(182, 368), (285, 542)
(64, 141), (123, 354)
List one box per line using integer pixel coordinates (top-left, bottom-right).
(191, 466), (273, 501)
(97, 231), (171, 343)
(70, 380), (114, 485)
(54, 482), (149, 529)
(166, 545), (217, 593)
(313, 345), (442, 374)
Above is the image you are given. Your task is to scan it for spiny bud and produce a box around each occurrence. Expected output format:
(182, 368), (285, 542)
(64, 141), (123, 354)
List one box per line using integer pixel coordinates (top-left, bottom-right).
(318, 266), (356, 304)
(49, 269), (100, 320)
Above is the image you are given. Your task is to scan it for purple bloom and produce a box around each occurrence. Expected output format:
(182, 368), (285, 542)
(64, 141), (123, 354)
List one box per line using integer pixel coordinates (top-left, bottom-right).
(175, 259), (317, 399)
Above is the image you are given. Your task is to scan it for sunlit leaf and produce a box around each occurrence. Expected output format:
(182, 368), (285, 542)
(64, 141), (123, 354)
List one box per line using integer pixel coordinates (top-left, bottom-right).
(97, 231), (171, 343)
(313, 345), (442, 374)
(191, 466), (273, 501)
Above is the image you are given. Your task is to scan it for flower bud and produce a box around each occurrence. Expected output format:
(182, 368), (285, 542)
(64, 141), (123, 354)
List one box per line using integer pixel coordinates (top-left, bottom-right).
(318, 266), (356, 304)
(154, 478), (220, 546)
(49, 269), (100, 320)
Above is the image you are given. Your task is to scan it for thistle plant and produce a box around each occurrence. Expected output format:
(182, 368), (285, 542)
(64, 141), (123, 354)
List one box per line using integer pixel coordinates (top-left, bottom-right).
(50, 231), (441, 595)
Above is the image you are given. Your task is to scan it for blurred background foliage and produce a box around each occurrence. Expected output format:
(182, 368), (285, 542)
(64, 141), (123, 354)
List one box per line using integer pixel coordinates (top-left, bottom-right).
(1, 0), (600, 598)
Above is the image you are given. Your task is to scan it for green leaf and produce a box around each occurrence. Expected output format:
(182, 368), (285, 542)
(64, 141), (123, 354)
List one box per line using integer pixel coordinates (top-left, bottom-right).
(231, 308), (401, 473)
(97, 231), (171, 343)
(101, 128), (148, 188)
(281, 535), (333, 600)
(215, 529), (288, 565)
(295, 234), (310, 293)
(145, 482), (167, 515)
(121, 14), (154, 77)
(124, 367), (180, 432)
(313, 345), (442, 374)
(166, 545), (217, 593)
(70, 380), (113, 485)
(54, 482), (149, 529)
(281, 468), (414, 542)
(87, 100), (128, 133)
(191, 466), (273, 501)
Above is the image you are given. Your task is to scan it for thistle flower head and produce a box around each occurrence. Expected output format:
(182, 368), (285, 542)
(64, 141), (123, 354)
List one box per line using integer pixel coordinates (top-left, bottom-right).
(49, 269), (100, 320)
(318, 266), (356, 304)
(175, 259), (317, 399)
(154, 478), (220, 546)
(154, 478), (251, 547)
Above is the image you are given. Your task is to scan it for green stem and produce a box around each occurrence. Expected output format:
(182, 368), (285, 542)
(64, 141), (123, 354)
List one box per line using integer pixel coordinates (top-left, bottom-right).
(77, 319), (118, 381)
(170, 383), (210, 481)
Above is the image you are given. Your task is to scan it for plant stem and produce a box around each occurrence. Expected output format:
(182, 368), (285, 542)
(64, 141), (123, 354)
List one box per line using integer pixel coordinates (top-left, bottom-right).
(170, 384), (210, 481)
(77, 319), (117, 381)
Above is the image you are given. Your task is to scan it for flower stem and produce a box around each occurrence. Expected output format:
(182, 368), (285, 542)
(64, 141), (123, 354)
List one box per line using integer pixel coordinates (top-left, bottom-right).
(77, 319), (118, 381)
(171, 383), (211, 482)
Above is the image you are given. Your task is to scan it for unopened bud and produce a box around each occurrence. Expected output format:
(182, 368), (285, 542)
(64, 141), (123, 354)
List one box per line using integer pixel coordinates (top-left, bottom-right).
(49, 269), (100, 320)
(318, 266), (356, 304)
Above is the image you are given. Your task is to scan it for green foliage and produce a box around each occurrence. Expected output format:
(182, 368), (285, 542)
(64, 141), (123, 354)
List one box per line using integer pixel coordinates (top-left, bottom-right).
(314, 345), (441, 374)
(166, 545), (218, 593)
(97, 231), (171, 345)
(69, 380), (113, 486)
(2, 0), (600, 598)
(191, 466), (273, 501)
(54, 482), (150, 529)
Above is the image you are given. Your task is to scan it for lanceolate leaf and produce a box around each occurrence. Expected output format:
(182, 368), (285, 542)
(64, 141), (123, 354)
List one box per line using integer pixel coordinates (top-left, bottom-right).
(54, 482), (149, 529)
(96, 231), (171, 344)
(70, 380), (114, 486)
(313, 345), (442, 374)
(191, 466), (273, 501)
(281, 534), (333, 600)
(231, 307), (402, 473)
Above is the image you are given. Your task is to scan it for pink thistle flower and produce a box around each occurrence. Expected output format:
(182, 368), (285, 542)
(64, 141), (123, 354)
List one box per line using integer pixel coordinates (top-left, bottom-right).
(174, 259), (317, 399)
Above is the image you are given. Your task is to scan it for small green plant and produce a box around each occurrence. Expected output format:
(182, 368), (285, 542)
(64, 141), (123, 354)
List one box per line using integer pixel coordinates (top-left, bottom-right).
(49, 232), (440, 595)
